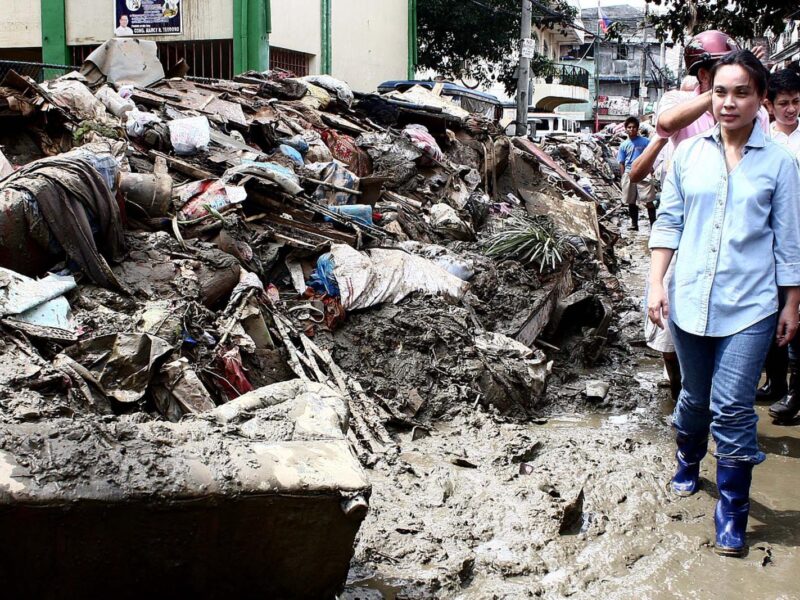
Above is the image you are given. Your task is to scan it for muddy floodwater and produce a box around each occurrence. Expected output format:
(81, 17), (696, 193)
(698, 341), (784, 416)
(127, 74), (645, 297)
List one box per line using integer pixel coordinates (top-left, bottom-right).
(342, 231), (800, 600)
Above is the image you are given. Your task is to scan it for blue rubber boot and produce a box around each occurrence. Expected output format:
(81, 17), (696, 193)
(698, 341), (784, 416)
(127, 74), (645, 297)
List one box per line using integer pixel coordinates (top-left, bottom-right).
(714, 458), (753, 557)
(672, 432), (708, 496)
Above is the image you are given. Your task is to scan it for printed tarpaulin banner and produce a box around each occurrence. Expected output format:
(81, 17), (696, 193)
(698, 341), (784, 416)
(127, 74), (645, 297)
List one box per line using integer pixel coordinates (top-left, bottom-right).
(114, 0), (182, 36)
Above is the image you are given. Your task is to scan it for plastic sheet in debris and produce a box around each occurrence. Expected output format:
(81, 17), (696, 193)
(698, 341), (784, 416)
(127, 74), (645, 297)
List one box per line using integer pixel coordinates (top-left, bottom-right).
(169, 116), (211, 156)
(0, 268), (77, 340)
(44, 78), (108, 122)
(329, 244), (469, 311)
(398, 241), (475, 281)
(237, 160), (303, 195)
(125, 108), (162, 138)
(324, 204), (373, 227)
(429, 203), (475, 241)
(80, 38), (166, 87)
(307, 254), (340, 297)
(0, 149), (13, 178)
(60, 333), (173, 404)
(300, 75), (354, 108)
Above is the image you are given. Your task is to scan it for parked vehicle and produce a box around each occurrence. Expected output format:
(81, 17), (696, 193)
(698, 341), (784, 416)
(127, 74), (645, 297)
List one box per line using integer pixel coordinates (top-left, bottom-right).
(377, 80), (503, 122)
(502, 107), (580, 140)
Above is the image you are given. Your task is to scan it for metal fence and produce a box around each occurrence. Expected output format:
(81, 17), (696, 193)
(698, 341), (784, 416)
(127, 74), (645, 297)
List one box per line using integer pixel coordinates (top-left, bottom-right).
(0, 60), (78, 83)
(557, 64), (590, 89)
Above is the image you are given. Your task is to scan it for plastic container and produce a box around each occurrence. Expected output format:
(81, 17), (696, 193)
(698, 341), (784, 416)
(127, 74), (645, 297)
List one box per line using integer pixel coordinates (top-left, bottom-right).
(323, 204), (373, 227)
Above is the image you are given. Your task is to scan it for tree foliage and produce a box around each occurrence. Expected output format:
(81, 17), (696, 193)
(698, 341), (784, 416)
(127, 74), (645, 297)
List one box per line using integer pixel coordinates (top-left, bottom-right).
(417, 0), (578, 94)
(646, 1), (795, 43)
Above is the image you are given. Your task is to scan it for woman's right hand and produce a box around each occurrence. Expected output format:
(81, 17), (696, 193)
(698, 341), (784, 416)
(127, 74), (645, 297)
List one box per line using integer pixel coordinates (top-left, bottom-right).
(648, 283), (670, 329)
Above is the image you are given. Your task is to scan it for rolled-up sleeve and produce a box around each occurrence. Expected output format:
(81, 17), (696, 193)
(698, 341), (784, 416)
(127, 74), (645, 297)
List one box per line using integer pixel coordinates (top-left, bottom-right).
(649, 144), (685, 250)
(655, 91), (680, 139)
(771, 154), (800, 286)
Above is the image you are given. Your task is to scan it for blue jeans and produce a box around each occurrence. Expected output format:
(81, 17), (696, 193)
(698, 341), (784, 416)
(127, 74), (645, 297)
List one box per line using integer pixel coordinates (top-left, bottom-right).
(670, 314), (776, 464)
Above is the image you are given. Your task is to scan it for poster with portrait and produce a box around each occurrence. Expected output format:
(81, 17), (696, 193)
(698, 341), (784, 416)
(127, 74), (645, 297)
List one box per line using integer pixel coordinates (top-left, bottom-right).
(114, 0), (182, 37)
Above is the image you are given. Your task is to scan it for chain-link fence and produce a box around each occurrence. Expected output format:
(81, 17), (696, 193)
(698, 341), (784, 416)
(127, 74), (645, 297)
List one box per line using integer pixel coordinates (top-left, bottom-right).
(0, 61), (79, 83)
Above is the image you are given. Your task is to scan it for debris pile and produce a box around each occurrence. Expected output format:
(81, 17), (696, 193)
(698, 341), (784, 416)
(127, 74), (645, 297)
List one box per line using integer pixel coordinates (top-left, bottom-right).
(0, 37), (627, 596)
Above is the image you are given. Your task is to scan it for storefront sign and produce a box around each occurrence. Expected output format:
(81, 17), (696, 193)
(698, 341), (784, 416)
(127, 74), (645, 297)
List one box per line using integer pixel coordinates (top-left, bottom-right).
(114, 0), (182, 36)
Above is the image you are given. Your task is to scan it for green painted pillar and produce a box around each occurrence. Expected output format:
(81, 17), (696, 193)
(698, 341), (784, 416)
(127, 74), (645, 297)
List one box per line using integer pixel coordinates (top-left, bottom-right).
(407, 0), (418, 79)
(247, 0), (270, 72)
(233, 0), (246, 74)
(41, 0), (68, 66)
(320, 0), (332, 75)
(234, 0), (271, 75)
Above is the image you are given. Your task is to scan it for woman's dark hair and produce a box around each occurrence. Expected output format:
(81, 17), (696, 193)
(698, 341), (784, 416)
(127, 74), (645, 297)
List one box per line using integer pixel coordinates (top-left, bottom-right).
(709, 49), (769, 96)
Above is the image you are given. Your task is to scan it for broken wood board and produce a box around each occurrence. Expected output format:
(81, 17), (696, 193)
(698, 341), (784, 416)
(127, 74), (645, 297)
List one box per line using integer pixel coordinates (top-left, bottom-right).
(521, 189), (602, 245)
(515, 263), (574, 347)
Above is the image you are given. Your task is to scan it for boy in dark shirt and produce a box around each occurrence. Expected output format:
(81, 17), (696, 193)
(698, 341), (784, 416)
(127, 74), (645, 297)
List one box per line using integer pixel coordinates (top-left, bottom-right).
(617, 116), (655, 231)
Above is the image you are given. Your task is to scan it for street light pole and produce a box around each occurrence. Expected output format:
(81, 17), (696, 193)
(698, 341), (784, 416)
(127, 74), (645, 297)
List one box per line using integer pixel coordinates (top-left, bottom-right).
(515, 0), (533, 136)
(638, 3), (649, 116)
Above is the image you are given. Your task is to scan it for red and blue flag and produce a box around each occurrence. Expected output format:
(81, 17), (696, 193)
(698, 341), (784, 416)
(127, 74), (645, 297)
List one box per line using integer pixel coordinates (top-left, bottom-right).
(598, 7), (612, 34)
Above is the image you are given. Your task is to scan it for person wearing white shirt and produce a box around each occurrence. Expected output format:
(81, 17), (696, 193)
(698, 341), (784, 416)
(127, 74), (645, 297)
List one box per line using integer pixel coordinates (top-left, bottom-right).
(766, 69), (800, 155)
(115, 14), (134, 37)
(760, 68), (800, 423)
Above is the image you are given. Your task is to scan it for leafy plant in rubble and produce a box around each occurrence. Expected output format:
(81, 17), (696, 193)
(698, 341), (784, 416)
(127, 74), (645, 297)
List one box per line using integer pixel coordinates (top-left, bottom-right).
(484, 216), (573, 273)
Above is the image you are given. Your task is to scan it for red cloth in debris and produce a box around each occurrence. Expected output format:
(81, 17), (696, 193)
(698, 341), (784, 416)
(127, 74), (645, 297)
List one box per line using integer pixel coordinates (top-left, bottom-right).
(321, 129), (372, 177)
(302, 288), (346, 331)
(217, 346), (254, 399)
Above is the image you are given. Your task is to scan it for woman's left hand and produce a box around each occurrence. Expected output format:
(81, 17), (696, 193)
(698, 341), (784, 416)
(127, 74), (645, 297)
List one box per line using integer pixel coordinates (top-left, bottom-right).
(776, 303), (799, 347)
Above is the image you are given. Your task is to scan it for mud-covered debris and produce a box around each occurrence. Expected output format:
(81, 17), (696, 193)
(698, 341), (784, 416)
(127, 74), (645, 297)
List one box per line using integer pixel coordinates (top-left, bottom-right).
(585, 380), (610, 401)
(558, 487), (586, 535)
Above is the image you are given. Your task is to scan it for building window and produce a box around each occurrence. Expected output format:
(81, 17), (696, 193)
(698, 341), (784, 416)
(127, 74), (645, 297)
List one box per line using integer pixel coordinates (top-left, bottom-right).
(270, 47), (310, 77)
(616, 44), (629, 60)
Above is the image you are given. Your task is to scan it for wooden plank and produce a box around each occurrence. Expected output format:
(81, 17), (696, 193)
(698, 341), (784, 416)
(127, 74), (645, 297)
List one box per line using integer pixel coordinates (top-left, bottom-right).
(515, 264), (574, 347)
(148, 150), (215, 180)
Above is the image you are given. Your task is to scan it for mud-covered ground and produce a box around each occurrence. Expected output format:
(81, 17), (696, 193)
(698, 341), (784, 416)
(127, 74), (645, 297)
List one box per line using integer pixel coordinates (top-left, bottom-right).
(339, 225), (800, 600)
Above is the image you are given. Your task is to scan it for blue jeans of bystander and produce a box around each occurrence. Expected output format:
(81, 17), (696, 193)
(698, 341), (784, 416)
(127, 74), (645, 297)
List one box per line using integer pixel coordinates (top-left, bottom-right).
(669, 315), (776, 464)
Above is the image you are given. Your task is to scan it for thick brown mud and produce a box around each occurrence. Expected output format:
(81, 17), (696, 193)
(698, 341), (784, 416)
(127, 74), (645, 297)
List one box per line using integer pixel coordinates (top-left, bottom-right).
(342, 227), (800, 600)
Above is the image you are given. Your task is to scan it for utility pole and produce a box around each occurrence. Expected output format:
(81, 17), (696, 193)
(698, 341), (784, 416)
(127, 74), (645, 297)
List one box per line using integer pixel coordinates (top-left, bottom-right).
(594, 0), (600, 132)
(638, 3), (649, 116)
(515, 0), (533, 136)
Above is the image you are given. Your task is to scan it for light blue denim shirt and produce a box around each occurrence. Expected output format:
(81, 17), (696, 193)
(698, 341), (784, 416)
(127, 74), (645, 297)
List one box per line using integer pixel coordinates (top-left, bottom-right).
(649, 123), (800, 337)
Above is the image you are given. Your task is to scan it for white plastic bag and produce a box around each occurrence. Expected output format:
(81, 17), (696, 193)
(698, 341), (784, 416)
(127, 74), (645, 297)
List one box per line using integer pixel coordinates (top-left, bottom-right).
(429, 203), (474, 241)
(169, 116), (211, 156)
(125, 108), (162, 138)
(329, 244), (469, 311)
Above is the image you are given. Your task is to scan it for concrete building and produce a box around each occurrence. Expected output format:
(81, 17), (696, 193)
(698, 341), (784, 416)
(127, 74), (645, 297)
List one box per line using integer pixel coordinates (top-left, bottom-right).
(528, 21), (591, 113)
(569, 5), (674, 128)
(769, 16), (800, 69)
(0, 0), (417, 92)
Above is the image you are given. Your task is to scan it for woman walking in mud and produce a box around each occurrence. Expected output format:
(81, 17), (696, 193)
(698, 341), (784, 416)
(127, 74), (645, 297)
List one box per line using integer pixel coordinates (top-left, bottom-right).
(647, 50), (800, 557)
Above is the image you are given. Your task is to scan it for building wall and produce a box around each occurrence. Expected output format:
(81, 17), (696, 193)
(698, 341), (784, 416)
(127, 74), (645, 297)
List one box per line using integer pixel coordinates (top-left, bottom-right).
(0, 1), (42, 48)
(270, 0), (321, 73)
(330, 0), (408, 92)
(65, 0), (233, 46)
(2, 0), (409, 90)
